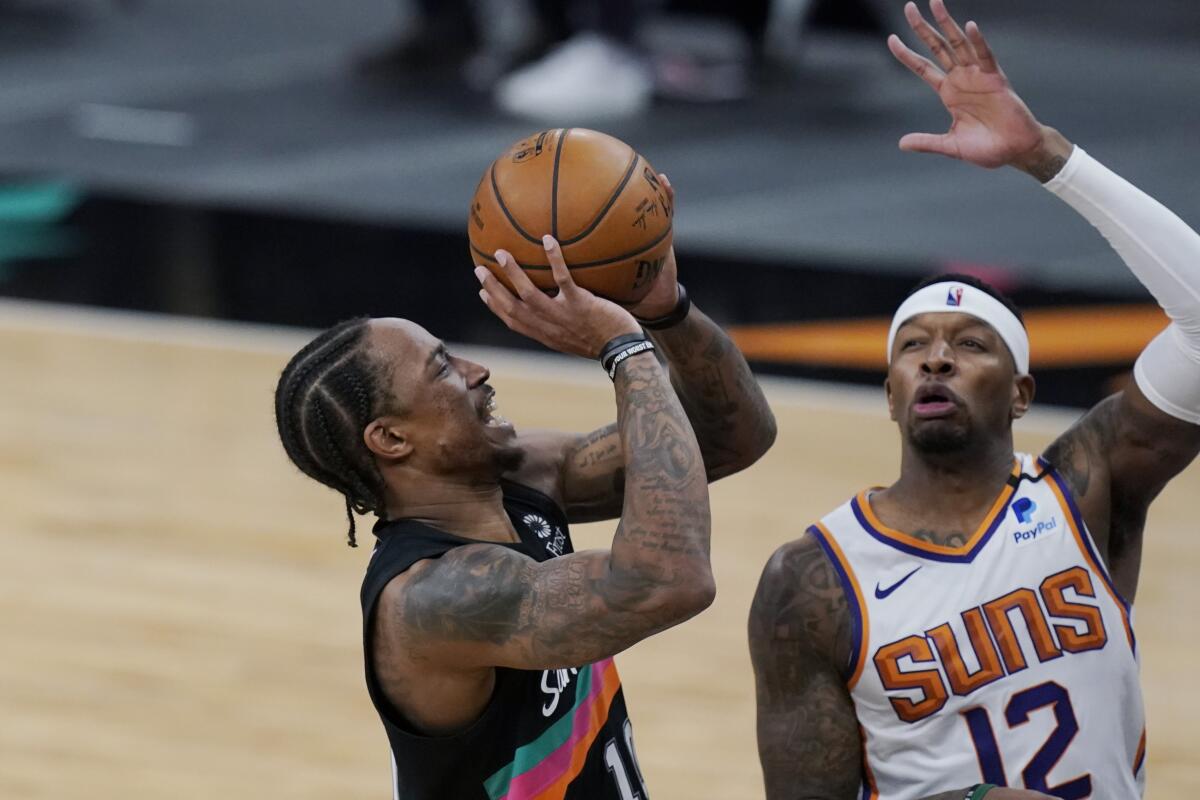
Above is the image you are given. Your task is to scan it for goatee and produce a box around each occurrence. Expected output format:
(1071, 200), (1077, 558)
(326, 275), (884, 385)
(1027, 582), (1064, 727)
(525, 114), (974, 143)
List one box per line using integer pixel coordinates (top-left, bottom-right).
(911, 423), (971, 454)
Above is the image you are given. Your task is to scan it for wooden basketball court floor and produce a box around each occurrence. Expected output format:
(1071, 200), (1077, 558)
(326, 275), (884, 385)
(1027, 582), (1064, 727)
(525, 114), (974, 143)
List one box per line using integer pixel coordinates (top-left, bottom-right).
(1, 299), (1196, 799)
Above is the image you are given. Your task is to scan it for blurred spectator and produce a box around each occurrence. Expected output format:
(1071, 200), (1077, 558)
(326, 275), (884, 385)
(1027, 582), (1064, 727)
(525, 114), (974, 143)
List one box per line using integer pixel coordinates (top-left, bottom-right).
(494, 0), (652, 120)
(357, 0), (894, 121)
(355, 0), (482, 76)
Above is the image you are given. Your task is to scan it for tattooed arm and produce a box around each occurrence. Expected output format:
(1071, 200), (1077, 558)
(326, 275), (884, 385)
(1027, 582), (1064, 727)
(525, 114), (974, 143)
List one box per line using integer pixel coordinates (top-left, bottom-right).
(637, 178), (776, 480)
(560, 264), (777, 521)
(380, 350), (712, 676)
(749, 532), (1054, 800)
(749, 534), (862, 800)
(1042, 384), (1200, 602)
(891, 2), (1200, 601)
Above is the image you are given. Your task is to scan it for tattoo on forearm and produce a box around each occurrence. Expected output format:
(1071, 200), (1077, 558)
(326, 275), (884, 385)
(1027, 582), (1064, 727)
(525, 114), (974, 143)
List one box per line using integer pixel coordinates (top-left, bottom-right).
(613, 353), (711, 560)
(387, 328), (725, 671)
(393, 352), (713, 669)
(649, 307), (776, 476)
(1028, 153), (1068, 183)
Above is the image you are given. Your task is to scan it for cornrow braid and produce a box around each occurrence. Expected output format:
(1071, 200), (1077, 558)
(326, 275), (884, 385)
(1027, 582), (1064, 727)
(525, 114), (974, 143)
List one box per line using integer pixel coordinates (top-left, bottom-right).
(274, 318), (392, 547)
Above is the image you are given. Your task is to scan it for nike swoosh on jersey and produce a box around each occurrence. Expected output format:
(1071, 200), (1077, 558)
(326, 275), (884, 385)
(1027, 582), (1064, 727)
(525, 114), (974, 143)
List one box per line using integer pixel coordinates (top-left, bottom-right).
(874, 567), (921, 599)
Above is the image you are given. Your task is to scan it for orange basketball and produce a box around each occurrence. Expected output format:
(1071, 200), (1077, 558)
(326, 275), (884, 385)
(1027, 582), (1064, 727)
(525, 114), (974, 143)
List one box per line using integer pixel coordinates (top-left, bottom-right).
(468, 128), (673, 306)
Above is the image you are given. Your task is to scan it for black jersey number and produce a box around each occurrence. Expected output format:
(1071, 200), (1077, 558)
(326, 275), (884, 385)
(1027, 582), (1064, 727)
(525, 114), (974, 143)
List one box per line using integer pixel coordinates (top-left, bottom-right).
(604, 719), (647, 799)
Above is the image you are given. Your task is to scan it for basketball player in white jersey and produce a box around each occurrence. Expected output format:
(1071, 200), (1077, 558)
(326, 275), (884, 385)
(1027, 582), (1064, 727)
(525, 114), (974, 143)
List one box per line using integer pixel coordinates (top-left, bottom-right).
(750, 2), (1200, 800)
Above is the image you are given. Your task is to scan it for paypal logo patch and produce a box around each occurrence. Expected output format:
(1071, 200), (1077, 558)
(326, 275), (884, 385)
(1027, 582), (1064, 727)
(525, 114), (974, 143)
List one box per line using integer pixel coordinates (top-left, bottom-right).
(1010, 498), (1060, 546)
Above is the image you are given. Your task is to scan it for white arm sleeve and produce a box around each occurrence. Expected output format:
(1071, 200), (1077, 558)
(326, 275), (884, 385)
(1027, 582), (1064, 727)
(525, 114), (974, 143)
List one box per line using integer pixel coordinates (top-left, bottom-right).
(1044, 147), (1200, 423)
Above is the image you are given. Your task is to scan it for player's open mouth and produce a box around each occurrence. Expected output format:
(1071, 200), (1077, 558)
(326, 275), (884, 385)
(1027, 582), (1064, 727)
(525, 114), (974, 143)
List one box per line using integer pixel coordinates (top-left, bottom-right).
(481, 390), (509, 428)
(913, 386), (960, 418)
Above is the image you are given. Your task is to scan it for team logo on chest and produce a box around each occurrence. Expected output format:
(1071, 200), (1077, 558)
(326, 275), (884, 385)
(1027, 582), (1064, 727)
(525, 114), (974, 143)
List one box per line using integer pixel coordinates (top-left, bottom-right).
(872, 566), (1108, 723)
(522, 513), (566, 557)
(540, 667), (578, 716)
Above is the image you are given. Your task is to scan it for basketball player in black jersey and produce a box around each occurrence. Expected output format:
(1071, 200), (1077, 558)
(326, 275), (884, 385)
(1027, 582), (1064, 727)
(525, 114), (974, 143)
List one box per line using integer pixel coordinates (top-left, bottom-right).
(274, 199), (776, 797)
(750, 3), (1200, 800)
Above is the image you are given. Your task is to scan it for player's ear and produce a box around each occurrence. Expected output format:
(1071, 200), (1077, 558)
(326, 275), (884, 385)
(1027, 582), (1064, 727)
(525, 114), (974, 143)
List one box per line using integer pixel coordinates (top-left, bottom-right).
(364, 417), (413, 461)
(1011, 374), (1036, 419)
(885, 377), (897, 421)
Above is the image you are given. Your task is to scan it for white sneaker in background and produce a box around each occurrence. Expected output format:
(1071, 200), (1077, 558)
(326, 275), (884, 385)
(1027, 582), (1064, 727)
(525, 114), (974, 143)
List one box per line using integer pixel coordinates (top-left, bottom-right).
(493, 33), (653, 121)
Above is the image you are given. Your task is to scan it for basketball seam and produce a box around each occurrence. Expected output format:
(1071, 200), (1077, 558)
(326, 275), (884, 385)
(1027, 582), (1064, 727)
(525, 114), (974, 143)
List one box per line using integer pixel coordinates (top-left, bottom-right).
(490, 162), (543, 247)
(550, 128), (569, 241)
(470, 224), (672, 270)
(558, 153), (641, 247)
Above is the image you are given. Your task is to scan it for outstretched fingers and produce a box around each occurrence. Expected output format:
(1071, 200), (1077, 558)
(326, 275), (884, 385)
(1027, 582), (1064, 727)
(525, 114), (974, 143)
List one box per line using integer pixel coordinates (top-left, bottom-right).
(888, 34), (945, 90)
(903, 1), (956, 70)
(965, 20), (1000, 74)
(930, 0), (977, 66)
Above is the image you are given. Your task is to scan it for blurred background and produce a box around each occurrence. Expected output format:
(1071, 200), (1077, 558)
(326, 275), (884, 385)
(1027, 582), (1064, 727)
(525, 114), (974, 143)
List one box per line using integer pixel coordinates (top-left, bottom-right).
(1, 0), (1198, 797)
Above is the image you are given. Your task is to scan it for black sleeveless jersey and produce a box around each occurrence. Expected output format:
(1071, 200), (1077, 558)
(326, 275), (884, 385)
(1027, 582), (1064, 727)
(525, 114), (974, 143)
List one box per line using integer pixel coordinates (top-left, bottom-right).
(360, 480), (647, 800)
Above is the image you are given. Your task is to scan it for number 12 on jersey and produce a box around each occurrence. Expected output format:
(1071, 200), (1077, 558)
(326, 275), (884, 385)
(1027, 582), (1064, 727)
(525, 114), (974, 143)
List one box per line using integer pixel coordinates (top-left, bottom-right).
(963, 681), (1092, 799)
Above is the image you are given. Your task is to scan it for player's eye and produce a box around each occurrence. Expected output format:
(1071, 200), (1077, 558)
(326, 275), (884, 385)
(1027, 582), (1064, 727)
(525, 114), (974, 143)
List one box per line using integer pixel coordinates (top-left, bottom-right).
(960, 338), (985, 350)
(901, 338), (923, 350)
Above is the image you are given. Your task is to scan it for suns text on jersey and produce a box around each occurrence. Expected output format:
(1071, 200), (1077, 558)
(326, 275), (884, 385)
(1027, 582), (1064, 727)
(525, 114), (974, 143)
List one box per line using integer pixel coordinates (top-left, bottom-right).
(873, 566), (1108, 722)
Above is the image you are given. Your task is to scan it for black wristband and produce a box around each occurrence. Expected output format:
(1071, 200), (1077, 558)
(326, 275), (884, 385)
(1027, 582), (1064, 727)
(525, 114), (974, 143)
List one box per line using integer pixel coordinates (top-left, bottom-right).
(599, 333), (655, 380)
(606, 340), (655, 379)
(636, 283), (691, 330)
(599, 333), (648, 365)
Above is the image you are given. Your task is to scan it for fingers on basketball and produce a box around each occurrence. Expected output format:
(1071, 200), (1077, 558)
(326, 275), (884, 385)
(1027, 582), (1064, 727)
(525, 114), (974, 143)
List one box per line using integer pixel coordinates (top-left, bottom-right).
(542, 236), (577, 295)
(496, 249), (543, 302)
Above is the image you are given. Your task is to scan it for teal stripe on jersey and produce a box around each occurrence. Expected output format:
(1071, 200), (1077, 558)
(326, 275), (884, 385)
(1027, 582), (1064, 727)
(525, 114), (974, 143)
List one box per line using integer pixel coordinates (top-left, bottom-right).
(483, 665), (594, 800)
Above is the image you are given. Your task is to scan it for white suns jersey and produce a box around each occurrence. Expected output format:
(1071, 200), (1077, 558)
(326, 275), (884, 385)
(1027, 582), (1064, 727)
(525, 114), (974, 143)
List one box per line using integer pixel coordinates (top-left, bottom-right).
(811, 453), (1145, 800)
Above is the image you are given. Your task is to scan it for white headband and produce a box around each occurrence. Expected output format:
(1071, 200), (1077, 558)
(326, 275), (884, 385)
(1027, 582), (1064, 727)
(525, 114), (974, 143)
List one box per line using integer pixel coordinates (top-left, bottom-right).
(886, 282), (1030, 374)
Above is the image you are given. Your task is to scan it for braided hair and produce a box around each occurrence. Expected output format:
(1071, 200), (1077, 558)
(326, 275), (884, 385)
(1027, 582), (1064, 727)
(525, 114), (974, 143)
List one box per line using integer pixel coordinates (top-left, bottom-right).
(274, 318), (392, 547)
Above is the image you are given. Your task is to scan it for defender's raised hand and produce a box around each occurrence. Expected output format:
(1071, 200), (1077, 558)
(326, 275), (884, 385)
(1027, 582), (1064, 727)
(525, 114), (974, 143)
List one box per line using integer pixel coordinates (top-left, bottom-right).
(888, 0), (1071, 179)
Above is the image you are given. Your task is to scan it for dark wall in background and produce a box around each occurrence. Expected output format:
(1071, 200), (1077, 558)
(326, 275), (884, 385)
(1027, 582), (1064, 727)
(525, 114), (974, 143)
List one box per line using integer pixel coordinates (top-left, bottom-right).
(0, 187), (1142, 408)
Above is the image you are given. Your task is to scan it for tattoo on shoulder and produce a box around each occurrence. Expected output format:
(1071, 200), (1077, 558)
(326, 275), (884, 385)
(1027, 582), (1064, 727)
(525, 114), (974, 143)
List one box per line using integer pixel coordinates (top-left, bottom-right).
(396, 546), (542, 647)
(749, 534), (861, 798)
(750, 535), (851, 683)
(1044, 396), (1119, 500)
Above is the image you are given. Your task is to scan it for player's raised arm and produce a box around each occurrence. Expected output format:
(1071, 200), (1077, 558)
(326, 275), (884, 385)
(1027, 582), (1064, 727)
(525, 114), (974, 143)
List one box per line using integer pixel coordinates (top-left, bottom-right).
(892, 0), (1200, 600)
(479, 178), (777, 522)
(627, 175), (777, 479)
(384, 237), (713, 672)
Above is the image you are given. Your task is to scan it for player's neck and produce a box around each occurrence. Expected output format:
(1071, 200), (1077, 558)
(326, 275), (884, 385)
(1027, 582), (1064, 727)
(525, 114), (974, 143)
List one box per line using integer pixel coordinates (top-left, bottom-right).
(886, 439), (1015, 518)
(384, 476), (519, 543)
